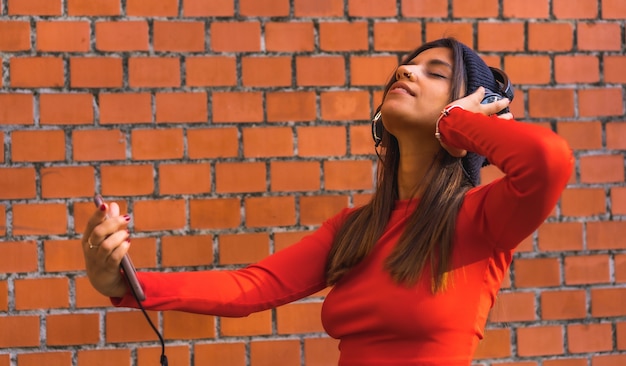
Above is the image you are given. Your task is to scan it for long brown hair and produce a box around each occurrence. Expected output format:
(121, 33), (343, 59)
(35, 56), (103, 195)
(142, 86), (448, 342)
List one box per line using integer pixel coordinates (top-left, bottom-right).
(325, 38), (472, 292)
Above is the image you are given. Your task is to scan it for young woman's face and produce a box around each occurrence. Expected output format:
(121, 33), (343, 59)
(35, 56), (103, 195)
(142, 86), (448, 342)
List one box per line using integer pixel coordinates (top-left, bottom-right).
(380, 47), (454, 138)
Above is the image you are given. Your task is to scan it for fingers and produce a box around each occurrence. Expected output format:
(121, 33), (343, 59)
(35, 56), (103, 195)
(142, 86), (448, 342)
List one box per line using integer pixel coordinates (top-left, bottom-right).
(497, 112), (514, 120)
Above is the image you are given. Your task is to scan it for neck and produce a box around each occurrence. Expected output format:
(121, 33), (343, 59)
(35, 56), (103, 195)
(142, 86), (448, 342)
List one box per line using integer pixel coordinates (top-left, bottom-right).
(395, 137), (441, 200)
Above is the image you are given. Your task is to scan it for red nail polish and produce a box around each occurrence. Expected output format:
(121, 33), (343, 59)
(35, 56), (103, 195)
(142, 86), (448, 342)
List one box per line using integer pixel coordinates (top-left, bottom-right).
(100, 204), (107, 211)
(123, 215), (131, 221)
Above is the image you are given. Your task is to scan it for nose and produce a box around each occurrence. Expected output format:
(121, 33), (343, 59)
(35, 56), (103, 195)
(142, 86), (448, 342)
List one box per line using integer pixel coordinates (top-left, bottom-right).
(396, 65), (416, 81)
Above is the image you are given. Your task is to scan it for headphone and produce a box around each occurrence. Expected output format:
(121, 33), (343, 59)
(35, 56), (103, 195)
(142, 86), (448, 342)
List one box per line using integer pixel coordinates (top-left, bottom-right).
(371, 67), (513, 147)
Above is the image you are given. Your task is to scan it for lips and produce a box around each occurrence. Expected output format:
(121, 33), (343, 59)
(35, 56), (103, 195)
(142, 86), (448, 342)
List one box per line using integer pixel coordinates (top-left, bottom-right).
(389, 81), (415, 96)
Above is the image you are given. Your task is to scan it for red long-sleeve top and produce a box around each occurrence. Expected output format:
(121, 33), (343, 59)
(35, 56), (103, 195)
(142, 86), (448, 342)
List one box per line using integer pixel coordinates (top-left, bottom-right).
(113, 108), (573, 365)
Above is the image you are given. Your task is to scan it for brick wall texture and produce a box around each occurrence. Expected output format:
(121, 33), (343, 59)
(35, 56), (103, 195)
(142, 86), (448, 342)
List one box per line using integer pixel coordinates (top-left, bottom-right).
(1, 0), (626, 365)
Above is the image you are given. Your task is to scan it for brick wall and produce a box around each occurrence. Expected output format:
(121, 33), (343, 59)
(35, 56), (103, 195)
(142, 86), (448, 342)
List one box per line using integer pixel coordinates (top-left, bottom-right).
(1, 0), (625, 365)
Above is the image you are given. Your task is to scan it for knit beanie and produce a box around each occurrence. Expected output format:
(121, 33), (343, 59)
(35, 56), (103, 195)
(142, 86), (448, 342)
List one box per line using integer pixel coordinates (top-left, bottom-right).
(458, 43), (504, 186)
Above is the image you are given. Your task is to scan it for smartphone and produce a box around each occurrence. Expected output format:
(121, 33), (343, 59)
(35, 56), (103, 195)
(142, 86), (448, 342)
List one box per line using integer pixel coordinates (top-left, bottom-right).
(93, 194), (146, 301)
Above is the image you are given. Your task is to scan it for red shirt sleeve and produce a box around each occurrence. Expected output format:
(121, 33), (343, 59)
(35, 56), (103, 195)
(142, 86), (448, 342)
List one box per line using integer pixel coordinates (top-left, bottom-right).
(439, 108), (574, 249)
(112, 209), (349, 316)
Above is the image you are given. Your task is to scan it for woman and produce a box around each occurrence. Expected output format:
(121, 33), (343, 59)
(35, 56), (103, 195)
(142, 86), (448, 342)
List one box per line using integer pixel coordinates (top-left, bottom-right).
(82, 38), (573, 365)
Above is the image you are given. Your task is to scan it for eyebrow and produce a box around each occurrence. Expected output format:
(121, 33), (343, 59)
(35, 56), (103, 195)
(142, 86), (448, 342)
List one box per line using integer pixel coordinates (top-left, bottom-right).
(405, 58), (453, 69)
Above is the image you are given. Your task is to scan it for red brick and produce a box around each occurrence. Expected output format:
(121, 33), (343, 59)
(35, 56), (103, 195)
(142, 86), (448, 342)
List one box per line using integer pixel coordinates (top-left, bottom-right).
(15, 277), (69, 310)
(373, 22), (422, 51)
(47, 313), (99, 346)
(154, 21), (205, 52)
(190, 198), (241, 229)
(453, 0), (498, 17)
(106, 311), (160, 343)
(265, 22), (314, 52)
(0, 93), (33, 125)
(212, 92), (264, 123)
(296, 56), (346, 86)
(321, 91), (371, 121)
(240, 0), (288, 16)
(271, 161), (320, 192)
(402, 0), (447, 17)
(593, 355), (626, 366)
(13, 203), (67, 235)
(11, 130), (65, 162)
(504, 55), (551, 84)
(579, 88), (624, 117)
(473, 328), (511, 359)
(72, 129), (126, 161)
(131, 128), (184, 160)
(300, 195), (349, 225)
(276, 302), (324, 334)
(0, 241), (38, 273)
(587, 221), (626, 250)
(267, 91), (316, 122)
(294, 0), (343, 16)
(537, 222), (583, 252)
(74, 276), (111, 308)
(0, 281), (7, 311)
(156, 92), (207, 123)
(580, 155), (624, 183)
(187, 127), (239, 158)
(304, 337), (340, 366)
(211, 21), (261, 52)
(555, 55), (600, 83)
(95, 21), (149, 51)
(612, 187), (626, 215)
(274, 231), (309, 252)
(100, 164), (154, 196)
(99, 93), (152, 124)
(77, 349), (130, 366)
(324, 160), (373, 190)
(215, 162), (266, 193)
(350, 55), (398, 86)
(133, 199), (186, 232)
(8, 0), (61, 15)
(242, 56), (291, 87)
(127, 0), (177, 16)
(544, 359), (586, 366)
(578, 22), (622, 51)
(591, 288), (626, 317)
(44, 239), (84, 272)
(503, 0), (549, 18)
(36, 21), (90, 52)
(619, 322), (626, 350)
(10, 57), (64, 88)
(557, 121), (602, 150)
(159, 163), (211, 195)
(564, 255), (610, 285)
(186, 56), (237, 86)
(560, 188), (605, 217)
(517, 326), (563, 356)
(243, 127), (293, 157)
(320, 21), (368, 51)
(0, 21), (31, 51)
(245, 196), (296, 227)
(221, 310), (272, 336)
(607, 122), (626, 149)
(478, 23), (525, 52)
(541, 290), (587, 320)
(351, 124), (376, 155)
(568, 323), (612, 353)
(195, 343), (246, 366)
(250, 340), (300, 366)
(68, 0), (120, 16)
(602, 0), (626, 18)
(514, 257), (560, 288)
(425, 22), (473, 45)
(553, 0), (597, 18)
(297, 126), (347, 157)
(163, 311), (215, 339)
(528, 89), (575, 118)
(17, 351), (72, 366)
(183, 0), (234, 17)
(70, 57), (123, 88)
(0, 167), (36, 199)
(528, 23), (574, 51)
(349, 0), (396, 16)
(137, 346), (190, 366)
(129, 57), (181, 88)
(0, 315), (40, 347)
(219, 232), (269, 265)
(161, 235), (214, 267)
(40, 93), (94, 125)
(605, 56), (626, 83)
(41, 166), (94, 198)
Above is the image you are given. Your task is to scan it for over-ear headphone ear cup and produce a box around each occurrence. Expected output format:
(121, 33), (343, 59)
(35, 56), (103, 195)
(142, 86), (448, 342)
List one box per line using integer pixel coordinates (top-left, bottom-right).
(481, 89), (509, 115)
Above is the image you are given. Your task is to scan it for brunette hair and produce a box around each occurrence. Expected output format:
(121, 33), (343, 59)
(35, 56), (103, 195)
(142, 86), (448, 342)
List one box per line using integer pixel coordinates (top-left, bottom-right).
(325, 38), (472, 292)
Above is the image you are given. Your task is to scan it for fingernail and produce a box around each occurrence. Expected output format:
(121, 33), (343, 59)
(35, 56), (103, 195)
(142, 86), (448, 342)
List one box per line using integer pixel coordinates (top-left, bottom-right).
(100, 204), (106, 211)
(123, 215), (131, 221)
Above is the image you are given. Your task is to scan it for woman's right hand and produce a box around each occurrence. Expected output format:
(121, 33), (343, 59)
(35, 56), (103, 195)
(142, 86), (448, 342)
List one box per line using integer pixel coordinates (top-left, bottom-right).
(81, 201), (131, 298)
